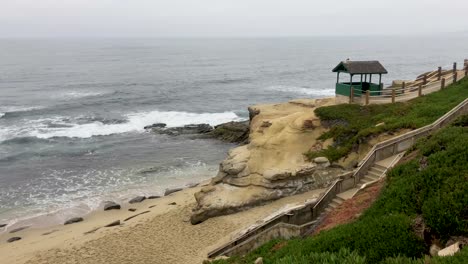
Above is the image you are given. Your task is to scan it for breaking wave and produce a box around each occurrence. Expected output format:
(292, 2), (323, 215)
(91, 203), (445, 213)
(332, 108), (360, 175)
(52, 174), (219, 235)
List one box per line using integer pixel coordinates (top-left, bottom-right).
(0, 110), (244, 141)
(266, 85), (335, 97)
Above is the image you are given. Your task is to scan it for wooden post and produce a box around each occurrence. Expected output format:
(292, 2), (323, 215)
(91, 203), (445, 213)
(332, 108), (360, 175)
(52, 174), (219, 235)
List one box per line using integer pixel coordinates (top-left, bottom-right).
(454, 71), (458, 83)
(402, 81), (406, 93)
(365, 90), (370, 105)
(350, 87), (354, 103)
(465, 66), (468, 78)
(438, 66), (442, 81)
(423, 74), (427, 85)
(441, 78), (446, 89)
(453, 62), (457, 74)
(418, 84), (422, 97)
(391, 89), (395, 103)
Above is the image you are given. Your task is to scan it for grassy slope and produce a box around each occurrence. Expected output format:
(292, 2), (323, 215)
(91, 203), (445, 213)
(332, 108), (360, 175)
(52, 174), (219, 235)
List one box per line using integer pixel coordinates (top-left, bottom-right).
(212, 110), (468, 263)
(306, 78), (468, 162)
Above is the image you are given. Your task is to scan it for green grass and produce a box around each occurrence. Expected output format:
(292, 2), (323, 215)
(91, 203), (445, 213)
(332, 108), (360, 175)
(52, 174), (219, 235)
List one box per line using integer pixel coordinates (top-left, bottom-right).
(306, 78), (468, 162)
(212, 117), (468, 264)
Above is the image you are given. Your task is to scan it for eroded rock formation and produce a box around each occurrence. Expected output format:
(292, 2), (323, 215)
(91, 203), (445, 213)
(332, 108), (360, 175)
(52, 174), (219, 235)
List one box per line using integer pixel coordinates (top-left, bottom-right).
(191, 98), (348, 224)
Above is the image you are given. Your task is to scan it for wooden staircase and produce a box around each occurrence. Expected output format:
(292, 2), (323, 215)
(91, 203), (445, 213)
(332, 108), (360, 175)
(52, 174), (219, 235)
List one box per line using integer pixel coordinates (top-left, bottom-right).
(323, 163), (387, 213)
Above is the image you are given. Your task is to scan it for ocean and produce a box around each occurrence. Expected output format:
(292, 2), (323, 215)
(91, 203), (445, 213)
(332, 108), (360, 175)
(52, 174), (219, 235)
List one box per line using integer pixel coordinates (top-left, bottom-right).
(1, 36), (468, 229)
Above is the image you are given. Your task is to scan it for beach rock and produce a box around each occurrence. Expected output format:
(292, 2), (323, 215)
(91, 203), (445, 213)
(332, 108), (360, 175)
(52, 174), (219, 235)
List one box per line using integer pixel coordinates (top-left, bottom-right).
(64, 217), (83, 225)
(128, 208), (137, 212)
(164, 187), (183, 196)
(255, 257), (264, 264)
(7, 237), (21, 243)
(186, 182), (200, 188)
(104, 220), (120, 227)
(144, 123), (166, 129)
(124, 211), (150, 222)
(168, 202), (177, 205)
(10, 226), (29, 233)
(129, 196), (146, 204)
(314, 157), (330, 168)
(0, 224), (7, 228)
(104, 201), (121, 211)
(147, 195), (161, 199)
(208, 121), (250, 144)
(438, 242), (461, 257)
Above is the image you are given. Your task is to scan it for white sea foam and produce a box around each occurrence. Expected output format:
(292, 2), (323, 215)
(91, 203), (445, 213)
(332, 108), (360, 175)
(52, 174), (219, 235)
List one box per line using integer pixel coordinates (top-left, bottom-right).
(0, 112), (4, 119)
(27, 110), (244, 139)
(55, 91), (109, 100)
(0, 105), (43, 114)
(266, 85), (335, 97)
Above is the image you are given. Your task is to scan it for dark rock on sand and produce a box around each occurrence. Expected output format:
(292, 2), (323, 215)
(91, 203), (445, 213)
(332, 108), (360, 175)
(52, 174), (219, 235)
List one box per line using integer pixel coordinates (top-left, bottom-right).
(186, 182), (199, 188)
(104, 220), (120, 227)
(129, 196), (146, 204)
(168, 202), (177, 205)
(164, 188), (183, 196)
(207, 121), (250, 144)
(7, 237), (21, 243)
(64, 217), (83, 225)
(147, 195), (161, 199)
(104, 201), (121, 211)
(144, 123), (167, 129)
(124, 211), (150, 222)
(42, 230), (59, 236)
(10, 226), (29, 233)
(128, 208), (137, 212)
(0, 224), (7, 228)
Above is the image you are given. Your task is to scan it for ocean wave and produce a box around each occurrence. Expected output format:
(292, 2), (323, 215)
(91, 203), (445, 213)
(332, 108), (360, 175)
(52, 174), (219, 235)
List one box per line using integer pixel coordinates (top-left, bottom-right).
(1, 110), (244, 140)
(54, 90), (110, 100)
(266, 85), (335, 97)
(0, 106), (44, 118)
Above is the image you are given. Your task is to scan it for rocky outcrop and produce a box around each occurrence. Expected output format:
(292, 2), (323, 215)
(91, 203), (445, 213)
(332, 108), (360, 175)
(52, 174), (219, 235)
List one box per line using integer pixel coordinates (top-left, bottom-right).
(147, 121), (250, 144)
(207, 121), (250, 144)
(149, 124), (213, 136)
(191, 98), (348, 224)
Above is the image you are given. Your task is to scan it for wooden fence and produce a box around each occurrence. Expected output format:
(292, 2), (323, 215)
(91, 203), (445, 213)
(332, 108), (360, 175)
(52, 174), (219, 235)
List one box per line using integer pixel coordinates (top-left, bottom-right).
(349, 62), (467, 105)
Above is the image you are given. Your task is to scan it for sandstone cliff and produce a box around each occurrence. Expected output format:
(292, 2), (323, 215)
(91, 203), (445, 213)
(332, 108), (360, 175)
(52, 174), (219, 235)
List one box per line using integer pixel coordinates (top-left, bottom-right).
(191, 98), (348, 224)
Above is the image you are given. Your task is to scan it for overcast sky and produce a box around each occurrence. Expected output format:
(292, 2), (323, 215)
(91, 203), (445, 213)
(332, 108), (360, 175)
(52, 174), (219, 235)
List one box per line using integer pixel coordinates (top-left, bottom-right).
(1, 0), (468, 38)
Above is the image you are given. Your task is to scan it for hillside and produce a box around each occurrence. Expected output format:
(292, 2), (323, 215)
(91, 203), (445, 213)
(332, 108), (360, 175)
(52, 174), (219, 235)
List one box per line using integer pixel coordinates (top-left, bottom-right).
(211, 81), (468, 264)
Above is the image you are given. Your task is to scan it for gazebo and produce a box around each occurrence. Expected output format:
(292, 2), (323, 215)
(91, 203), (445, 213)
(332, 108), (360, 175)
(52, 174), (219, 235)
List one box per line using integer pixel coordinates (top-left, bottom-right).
(332, 60), (388, 97)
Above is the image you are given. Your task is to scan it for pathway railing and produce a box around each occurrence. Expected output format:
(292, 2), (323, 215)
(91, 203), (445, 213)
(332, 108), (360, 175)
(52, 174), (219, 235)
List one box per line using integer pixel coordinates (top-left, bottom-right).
(349, 61), (468, 105)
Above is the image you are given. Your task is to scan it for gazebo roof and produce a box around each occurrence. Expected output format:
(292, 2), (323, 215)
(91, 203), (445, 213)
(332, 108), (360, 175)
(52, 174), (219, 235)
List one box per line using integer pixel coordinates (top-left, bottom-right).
(332, 60), (388, 74)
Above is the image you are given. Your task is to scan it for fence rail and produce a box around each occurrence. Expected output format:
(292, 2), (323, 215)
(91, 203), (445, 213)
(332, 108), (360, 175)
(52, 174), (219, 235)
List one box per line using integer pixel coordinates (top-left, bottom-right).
(347, 61), (468, 105)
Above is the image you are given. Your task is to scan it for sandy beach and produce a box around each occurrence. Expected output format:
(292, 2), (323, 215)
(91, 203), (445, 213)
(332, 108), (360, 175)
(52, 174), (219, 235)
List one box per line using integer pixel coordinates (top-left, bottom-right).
(0, 184), (324, 264)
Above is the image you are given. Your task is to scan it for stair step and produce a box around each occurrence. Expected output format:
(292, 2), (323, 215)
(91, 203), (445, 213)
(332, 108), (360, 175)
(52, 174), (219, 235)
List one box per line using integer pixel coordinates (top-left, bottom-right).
(366, 172), (380, 180)
(373, 164), (387, 171)
(362, 176), (377, 183)
(367, 170), (382, 178)
(369, 166), (386, 174)
(333, 196), (345, 203)
(325, 207), (332, 212)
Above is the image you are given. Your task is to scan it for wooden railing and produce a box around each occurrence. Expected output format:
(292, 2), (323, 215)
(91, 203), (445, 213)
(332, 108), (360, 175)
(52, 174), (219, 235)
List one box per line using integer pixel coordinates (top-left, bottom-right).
(354, 97), (468, 183)
(349, 62), (467, 105)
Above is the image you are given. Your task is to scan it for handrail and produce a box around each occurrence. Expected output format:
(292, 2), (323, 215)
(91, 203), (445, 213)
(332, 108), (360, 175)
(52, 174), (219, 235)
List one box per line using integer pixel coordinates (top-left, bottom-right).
(354, 98), (468, 180)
